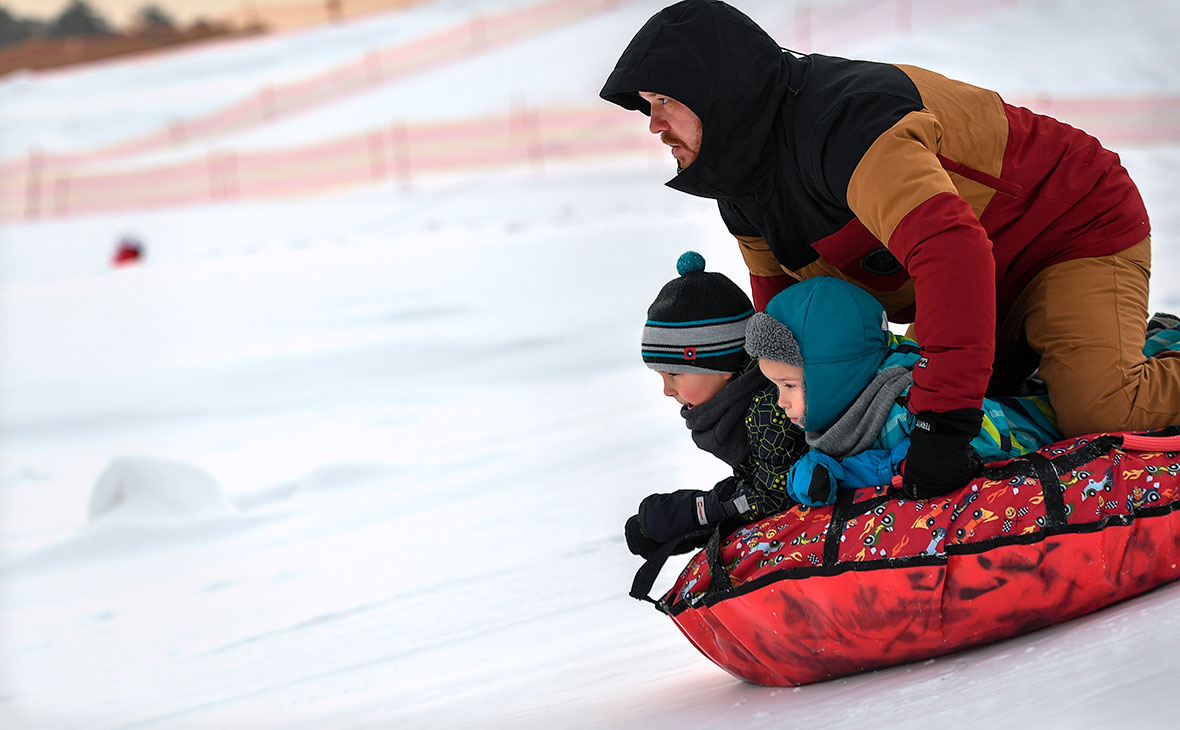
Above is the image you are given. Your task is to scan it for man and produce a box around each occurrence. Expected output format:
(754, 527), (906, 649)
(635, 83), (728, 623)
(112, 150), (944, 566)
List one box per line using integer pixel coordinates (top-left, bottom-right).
(600, 0), (1180, 498)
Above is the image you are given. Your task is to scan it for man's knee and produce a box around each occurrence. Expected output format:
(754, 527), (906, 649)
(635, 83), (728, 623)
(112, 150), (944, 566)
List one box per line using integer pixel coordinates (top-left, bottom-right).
(1050, 359), (1180, 436)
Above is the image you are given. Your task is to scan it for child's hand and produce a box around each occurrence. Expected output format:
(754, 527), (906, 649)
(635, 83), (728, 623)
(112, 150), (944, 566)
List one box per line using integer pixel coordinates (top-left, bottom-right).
(625, 479), (752, 558)
(785, 451), (842, 505)
(624, 514), (664, 559)
(635, 489), (722, 543)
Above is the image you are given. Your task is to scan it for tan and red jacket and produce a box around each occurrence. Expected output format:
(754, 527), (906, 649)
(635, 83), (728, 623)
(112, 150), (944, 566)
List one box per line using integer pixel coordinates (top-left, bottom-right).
(601, 0), (1148, 415)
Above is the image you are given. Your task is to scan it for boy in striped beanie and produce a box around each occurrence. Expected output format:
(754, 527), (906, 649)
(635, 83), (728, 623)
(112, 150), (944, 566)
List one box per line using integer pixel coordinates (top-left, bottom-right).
(641, 250), (754, 406)
(625, 252), (809, 561)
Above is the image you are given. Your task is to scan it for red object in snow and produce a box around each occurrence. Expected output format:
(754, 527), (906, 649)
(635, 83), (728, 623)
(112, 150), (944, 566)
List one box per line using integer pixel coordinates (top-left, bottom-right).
(112, 238), (143, 266)
(639, 428), (1180, 686)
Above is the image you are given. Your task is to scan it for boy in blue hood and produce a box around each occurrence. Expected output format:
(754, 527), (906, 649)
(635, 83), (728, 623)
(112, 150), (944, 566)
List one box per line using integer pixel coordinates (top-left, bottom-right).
(745, 277), (1063, 503)
(624, 252), (810, 560)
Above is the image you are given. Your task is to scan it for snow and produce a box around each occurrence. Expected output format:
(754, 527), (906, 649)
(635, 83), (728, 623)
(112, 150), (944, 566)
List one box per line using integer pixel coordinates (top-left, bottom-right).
(1, 0), (1178, 728)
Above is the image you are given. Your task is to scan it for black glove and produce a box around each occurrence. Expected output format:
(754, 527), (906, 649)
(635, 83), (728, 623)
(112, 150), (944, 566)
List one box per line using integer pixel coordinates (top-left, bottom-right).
(901, 408), (984, 500)
(625, 477), (752, 557)
(624, 514), (663, 559)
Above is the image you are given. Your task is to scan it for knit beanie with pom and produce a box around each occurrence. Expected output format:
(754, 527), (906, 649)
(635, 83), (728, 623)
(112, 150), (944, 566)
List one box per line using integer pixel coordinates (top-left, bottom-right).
(641, 251), (755, 374)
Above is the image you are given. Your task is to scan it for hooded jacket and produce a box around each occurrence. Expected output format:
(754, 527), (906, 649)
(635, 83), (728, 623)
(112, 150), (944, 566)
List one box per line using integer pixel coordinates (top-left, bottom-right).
(601, 0), (1150, 416)
(753, 275), (1060, 455)
(747, 277), (1063, 502)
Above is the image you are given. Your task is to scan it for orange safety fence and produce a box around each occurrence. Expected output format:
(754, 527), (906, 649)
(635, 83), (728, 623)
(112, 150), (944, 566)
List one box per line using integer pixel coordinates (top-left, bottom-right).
(5, 106), (642, 221)
(0, 0), (634, 176)
(4, 96), (1178, 222)
(0, 0), (1049, 177)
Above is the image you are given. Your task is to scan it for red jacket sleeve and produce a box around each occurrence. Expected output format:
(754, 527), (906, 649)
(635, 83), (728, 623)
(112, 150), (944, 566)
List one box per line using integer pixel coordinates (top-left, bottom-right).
(889, 192), (996, 413)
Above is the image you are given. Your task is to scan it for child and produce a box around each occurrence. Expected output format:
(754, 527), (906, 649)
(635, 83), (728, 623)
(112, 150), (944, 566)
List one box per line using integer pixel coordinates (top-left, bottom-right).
(624, 252), (810, 560)
(744, 276), (1063, 503)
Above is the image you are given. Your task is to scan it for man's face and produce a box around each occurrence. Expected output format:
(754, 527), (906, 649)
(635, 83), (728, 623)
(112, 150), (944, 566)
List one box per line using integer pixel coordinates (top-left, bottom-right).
(639, 92), (703, 171)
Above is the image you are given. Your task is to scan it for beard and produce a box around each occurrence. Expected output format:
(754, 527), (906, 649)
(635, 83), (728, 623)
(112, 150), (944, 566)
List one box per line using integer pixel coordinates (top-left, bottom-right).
(660, 131), (691, 172)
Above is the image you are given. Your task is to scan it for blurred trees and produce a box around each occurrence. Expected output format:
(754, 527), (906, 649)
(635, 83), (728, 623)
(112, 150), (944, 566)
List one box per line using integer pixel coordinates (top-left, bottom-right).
(0, 3), (212, 48)
(135, 4), (177, 31)
(0, 6), (45, 46)
(46, 0), (113, 38)
(0, 2), (250, 73)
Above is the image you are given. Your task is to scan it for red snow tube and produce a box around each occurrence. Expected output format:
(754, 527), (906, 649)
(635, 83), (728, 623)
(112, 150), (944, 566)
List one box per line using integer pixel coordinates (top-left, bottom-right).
(634, 428), (1180, 686)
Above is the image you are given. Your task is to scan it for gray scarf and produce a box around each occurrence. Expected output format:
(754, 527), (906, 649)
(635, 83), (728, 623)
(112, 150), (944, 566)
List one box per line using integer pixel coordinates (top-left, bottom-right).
(682, 364), (768, 468)
(805, 367), (912, 458)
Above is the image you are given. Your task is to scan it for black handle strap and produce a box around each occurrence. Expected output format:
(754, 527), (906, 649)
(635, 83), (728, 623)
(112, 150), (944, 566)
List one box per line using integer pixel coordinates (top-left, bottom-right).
(629, 528), (712, 608)
(700, 528), (731, 602)
(822, 486), (857, 565)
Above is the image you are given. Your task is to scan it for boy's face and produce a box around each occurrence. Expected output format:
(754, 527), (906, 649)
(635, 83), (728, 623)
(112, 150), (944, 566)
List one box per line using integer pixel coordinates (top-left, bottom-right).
(657, 370), (733, 410)
(758, 359), (806, 427)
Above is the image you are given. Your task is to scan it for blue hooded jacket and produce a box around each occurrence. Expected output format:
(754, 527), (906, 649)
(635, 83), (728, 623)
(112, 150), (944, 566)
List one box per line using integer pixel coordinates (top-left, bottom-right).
(762, 277), (890, 432)
(753, 277), (1063, 505)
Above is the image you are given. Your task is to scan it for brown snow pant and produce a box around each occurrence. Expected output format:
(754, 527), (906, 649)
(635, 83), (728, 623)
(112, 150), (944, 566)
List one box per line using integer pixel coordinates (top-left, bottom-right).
(996, 237), (1180, 437)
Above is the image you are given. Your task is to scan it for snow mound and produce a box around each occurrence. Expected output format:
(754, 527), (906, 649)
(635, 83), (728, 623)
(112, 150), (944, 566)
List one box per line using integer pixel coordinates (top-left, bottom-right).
(88, 456), (236, 524)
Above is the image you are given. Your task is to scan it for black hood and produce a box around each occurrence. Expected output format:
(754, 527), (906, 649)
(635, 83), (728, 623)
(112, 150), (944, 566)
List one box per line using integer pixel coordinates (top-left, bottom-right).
(600, 0), (810, 198)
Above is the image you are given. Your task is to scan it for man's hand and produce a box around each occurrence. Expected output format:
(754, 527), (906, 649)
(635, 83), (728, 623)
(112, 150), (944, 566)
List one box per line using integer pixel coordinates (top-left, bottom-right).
(901, 408), (984, 499)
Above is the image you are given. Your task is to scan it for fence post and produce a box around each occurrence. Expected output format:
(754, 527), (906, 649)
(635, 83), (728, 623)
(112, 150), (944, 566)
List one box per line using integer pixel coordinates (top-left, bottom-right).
(510, 102), (543, 174)
(527, 107), (544, 174)
(390, 122), (411, 189)
(207, 151), (217, 201)
(224, 152), (239, 201)
(208, 152), (239, 201)
(367, 130), (386, 180)
(24, 148), (43, 220)
(52, 173), (70, 218)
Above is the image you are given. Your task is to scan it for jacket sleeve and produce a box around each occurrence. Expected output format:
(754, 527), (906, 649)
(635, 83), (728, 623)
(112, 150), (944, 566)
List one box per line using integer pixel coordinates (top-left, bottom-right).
(839, 109), (996, 413)
(836, 441), (911, 488)
(739, 386), (811, 517)
(783, 442), (911, 505)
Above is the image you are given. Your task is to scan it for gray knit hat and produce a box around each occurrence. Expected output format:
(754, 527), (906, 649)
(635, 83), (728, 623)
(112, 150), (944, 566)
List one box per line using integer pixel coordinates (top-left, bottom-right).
(642, 251), (755, 374)
(744, 311), (803, 366)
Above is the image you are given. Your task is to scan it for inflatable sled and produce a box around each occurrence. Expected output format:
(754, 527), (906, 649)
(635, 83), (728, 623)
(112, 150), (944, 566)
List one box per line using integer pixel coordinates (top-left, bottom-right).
(631, 428), (1180, 686)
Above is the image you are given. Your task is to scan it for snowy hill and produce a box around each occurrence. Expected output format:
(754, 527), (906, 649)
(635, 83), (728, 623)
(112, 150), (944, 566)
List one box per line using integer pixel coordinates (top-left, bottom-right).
(1, 0), (1179, 728)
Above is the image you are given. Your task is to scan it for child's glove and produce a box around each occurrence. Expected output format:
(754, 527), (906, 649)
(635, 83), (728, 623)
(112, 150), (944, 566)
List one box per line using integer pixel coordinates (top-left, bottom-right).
(785, 450), (843, 506)
(901, 408), (984, 499)
(624, 514), (664, 559)
(624, 477), (751, 557)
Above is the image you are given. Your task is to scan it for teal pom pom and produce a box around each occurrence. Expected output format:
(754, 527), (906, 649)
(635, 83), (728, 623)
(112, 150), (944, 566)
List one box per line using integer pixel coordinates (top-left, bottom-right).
(676, 250), (706, 276)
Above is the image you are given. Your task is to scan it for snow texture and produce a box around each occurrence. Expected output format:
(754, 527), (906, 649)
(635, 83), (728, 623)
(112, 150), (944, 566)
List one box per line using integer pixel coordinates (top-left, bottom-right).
(1, 0), (1179, 728)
